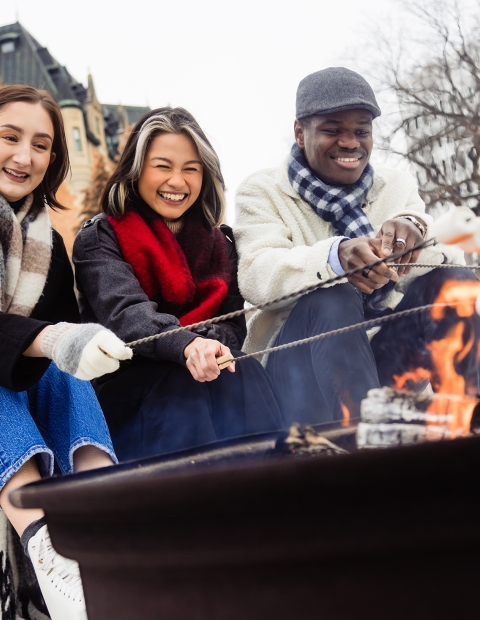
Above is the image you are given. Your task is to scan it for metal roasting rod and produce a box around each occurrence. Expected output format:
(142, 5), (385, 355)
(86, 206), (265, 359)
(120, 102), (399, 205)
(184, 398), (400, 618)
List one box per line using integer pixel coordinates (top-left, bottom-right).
(227, 301), (464, 364)
(122, 236), (479, 370)
(125, 237), (436, 349)
(389, 263), (480, 269)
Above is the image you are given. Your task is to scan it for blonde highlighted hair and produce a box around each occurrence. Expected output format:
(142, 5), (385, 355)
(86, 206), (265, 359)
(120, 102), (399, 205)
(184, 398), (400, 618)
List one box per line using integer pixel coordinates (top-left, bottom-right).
(101, 107), (226, 227)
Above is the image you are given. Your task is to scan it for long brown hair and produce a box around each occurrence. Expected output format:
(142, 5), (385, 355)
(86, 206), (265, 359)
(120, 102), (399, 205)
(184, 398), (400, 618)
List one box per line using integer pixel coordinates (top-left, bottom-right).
(101, 107), (226, 227)
(0, 84), (70, 210)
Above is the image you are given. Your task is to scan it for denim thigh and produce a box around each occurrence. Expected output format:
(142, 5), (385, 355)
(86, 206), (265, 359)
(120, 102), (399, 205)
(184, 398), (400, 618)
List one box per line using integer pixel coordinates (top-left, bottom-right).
(28, 362), (117, 473)
(0, 386), (52, 490)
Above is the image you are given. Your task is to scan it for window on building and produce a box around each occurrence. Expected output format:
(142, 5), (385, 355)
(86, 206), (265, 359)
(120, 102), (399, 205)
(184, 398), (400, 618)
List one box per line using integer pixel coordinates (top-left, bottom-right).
(73, 127), (82, 152)
(1, 42), (15, 54)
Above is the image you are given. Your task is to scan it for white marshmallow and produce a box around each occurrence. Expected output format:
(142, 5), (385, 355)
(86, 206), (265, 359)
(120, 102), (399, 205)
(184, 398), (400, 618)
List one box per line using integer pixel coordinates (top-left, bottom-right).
(430, 207), (480, 251)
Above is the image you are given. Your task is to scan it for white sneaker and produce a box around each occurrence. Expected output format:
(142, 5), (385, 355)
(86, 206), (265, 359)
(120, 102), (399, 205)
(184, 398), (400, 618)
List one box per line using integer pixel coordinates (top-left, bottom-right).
(27, 524), (88, 620)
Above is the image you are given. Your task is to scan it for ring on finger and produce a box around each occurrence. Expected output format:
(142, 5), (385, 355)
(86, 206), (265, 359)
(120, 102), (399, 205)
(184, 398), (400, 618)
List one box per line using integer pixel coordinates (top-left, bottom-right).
(395, 237), (407, 247)
(362, 267), (371, 279)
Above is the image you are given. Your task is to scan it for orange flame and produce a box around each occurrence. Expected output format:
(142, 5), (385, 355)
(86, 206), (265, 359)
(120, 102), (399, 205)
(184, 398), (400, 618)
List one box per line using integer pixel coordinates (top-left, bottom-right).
(393, 367), (431, 391)
(392, 279), (480, 438)
(430, 280), (480, 320)
(340, 402), (350, 427)
(339, 391), (357, 427)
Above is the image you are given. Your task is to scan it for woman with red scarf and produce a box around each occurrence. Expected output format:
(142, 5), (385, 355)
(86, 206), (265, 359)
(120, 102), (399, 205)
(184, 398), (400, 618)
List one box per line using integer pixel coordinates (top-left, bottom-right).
(73, 107), (282, 461)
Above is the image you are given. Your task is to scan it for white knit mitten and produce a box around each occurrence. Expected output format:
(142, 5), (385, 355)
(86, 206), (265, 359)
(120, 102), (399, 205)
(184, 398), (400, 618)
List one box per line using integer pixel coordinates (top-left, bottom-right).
(40, 323), (133, 380)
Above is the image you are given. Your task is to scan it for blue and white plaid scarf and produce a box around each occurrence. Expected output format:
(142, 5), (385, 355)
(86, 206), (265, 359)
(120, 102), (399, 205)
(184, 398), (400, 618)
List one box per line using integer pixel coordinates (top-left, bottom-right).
(288, 142), (375, 238)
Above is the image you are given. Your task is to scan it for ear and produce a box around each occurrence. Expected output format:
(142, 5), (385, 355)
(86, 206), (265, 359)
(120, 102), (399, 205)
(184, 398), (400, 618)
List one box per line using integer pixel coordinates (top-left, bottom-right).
(50, 152), (56, 164)
(294, 120), (305, 149)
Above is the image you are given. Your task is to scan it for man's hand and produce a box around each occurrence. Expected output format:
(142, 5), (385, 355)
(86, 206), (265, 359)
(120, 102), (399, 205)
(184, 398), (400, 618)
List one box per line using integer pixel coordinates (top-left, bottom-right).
(377, 218), (423, 276)
(338, 237), (398, 294)
(184, 337), (235, 382)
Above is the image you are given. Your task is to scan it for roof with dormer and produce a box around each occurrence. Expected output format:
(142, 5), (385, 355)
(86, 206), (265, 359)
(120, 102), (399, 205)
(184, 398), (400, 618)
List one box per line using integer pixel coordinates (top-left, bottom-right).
(0, 22), (151, 159)
(0, 22), (86, 105)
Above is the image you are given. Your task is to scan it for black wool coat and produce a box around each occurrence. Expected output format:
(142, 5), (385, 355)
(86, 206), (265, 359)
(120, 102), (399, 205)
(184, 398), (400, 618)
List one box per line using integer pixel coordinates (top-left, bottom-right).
(73, 214), (247, 368)
(0, 230), (79, 392)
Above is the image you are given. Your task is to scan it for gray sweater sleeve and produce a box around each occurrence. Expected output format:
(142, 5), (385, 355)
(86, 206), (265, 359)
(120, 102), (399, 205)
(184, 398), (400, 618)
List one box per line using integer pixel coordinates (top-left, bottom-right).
(72, 216), (197, 365)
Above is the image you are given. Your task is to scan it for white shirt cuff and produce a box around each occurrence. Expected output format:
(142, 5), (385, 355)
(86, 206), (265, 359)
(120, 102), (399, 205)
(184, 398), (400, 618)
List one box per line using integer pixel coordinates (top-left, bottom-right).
(327, 237), (349, 276)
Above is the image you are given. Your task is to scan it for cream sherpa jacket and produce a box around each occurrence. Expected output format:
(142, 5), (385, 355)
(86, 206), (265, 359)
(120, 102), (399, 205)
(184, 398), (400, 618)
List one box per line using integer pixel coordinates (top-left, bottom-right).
(234, 158), (464, 358)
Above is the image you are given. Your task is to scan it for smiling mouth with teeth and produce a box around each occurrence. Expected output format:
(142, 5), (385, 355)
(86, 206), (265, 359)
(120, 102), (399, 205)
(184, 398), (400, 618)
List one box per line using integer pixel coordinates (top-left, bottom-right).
(158, 192), (187, 202)
(334, 157), (361, 162)
(4, 167), (29, 178)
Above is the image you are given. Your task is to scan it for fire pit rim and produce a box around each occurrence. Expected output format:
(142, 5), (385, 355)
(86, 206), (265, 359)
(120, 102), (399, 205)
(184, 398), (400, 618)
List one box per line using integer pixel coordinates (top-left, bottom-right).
(10, 433), (480, 516)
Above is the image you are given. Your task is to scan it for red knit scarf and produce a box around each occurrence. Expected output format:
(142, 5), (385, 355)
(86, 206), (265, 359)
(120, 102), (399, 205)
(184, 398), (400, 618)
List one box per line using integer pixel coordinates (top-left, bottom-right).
(108, 207), (231, 326)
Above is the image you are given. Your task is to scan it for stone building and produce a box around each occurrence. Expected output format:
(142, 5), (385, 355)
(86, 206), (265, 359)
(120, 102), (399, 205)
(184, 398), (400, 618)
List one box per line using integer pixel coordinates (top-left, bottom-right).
(0, 21), (150, 252)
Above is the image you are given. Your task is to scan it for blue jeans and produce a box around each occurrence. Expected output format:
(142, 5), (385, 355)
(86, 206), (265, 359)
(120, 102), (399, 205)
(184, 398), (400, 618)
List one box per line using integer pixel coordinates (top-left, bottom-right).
(266, 283), (380, 426)
(0, 362), (117, 490)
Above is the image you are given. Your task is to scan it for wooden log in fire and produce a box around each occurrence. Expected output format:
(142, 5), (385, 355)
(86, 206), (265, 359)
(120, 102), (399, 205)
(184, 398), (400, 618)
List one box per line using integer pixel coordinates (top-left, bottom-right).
(357, 387), (478, 449)
(268, 423), (349, 458)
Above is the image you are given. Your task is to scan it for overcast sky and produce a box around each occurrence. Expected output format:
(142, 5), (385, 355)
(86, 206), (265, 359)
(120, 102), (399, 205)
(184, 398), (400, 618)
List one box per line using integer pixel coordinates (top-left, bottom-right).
(0, 0), (398, 222)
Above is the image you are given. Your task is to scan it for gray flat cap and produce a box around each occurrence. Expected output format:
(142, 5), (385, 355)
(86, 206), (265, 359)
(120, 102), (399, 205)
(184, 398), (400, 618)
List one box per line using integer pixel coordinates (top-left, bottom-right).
(296, 67), (381, 119)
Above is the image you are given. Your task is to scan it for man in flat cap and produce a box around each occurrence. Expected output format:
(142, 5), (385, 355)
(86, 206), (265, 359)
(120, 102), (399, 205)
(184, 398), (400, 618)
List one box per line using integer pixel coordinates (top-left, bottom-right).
(234, 67), (468, 425)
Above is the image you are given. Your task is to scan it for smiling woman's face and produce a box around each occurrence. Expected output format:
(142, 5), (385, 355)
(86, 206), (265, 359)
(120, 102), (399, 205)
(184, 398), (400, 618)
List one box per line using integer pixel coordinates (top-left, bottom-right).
(294, 109), (373, 186)
(138, 132), (203, 221)
(0, 101), (55, 202)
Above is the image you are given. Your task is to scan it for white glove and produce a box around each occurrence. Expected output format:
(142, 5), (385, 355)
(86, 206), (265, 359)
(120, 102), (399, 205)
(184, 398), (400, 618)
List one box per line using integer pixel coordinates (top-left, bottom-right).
(40, 323), (133, 380)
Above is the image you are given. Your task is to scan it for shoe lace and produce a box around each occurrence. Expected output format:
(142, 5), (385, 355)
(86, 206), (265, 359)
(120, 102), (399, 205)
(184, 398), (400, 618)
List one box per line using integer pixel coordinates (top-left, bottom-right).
(29, 527), (85, 603)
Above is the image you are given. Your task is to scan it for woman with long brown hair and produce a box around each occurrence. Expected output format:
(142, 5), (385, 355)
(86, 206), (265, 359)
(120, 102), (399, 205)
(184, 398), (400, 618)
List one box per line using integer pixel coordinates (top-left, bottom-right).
(0, 85), (132, 620)
(73, 107), (282, 461)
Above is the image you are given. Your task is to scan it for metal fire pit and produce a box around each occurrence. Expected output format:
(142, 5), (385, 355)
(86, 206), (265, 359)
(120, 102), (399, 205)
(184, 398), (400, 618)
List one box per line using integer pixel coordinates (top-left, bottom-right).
(10, 423), (480, 620)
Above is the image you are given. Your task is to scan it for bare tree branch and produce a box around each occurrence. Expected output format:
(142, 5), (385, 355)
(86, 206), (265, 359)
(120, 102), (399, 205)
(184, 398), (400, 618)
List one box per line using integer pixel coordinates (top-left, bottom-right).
(365, 0), (480, 213)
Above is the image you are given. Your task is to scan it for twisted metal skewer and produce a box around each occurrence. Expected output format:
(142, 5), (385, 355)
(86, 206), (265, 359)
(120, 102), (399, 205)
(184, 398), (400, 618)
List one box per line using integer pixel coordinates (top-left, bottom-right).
(233, 301), (465, 362)
(124, 235), (480, 368)
(125, 237), (436, 348)
(390, 263), (480, 269)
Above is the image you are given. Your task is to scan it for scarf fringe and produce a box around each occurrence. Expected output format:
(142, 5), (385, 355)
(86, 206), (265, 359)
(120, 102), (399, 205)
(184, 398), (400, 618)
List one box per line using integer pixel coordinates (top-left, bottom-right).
(0, 194), (52, 317)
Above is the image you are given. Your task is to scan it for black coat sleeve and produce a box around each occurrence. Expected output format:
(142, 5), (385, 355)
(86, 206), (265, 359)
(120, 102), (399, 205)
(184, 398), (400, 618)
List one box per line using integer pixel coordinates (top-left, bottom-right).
(31, 230), (80, 325)
(73, 216), (197, 366)
(191, 225), (247, 350)
(0, 231), (80, 392)
(0, 314), (50, 391)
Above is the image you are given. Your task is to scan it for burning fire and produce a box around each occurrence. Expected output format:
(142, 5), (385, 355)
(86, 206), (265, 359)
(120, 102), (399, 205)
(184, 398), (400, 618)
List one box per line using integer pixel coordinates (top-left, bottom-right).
(339, 391), (357, 427)
(340, 402), (350, 427)
(392, 280), (480, 438)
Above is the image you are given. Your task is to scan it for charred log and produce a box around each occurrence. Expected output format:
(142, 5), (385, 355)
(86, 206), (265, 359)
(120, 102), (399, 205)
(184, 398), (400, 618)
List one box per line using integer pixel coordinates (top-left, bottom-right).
(268, 423), (349, 459)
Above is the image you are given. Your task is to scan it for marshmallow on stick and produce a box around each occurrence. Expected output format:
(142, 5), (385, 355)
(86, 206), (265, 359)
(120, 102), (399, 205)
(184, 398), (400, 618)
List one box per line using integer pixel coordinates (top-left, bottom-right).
(429, 207), (480, 316)
(430, 207), (480, 253)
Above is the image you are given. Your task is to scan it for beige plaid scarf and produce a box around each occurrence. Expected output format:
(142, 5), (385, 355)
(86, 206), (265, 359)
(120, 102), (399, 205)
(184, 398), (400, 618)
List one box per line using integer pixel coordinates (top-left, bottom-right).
(0, 193), (52, 317)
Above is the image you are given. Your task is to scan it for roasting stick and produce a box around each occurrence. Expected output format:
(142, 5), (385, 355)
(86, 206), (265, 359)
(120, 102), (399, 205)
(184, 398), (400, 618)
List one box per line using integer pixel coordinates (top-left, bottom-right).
(125, 237), (436, 351)
(212, 301), (468, 370)
(126, 209), (480, 371)
(213, 209), (480, 370)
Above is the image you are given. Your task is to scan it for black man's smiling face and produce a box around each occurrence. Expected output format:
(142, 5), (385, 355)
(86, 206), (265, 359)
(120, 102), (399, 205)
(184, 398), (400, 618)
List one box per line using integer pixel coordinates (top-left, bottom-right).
(294, 108), (374, 186)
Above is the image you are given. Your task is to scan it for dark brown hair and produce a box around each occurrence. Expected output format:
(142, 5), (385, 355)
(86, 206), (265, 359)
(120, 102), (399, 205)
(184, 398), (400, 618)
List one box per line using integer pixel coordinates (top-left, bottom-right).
(101, 107), (226, 226)
(0, 84), (70, 210)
